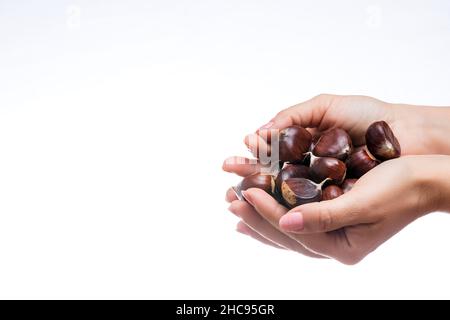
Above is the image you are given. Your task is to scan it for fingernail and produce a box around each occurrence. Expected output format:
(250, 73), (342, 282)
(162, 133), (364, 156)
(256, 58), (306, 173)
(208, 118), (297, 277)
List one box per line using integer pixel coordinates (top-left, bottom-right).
(236, 225), (249, 235)
(222, 157), (233, 170)
(244, 134), (256, 147)
(279, 212), (304, 231)
(241, 191), (255, 206)
(228, 203), (240, 217)
(223, 156), (241, 166)
(260, 121), (274, 129)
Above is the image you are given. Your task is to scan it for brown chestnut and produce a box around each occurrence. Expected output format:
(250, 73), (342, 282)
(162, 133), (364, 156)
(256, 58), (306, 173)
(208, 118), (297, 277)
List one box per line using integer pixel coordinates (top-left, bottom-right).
(341, 179), (357, 193)
(308, 153), (346, 184)
(365, 121), (401, 161)
(311, 128), (353, 161)
(346, 146), (379, 178)
(275, 164), (310, 192)
(277, 126), (312, 163)
(321, 185), (344, 201)
(233, 173), (275, 200)
(280, 178), (326, 209)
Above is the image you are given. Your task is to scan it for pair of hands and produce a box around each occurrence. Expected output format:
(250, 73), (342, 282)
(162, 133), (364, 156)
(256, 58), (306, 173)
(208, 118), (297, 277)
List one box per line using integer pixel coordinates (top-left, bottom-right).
(223, 94), (446, 264)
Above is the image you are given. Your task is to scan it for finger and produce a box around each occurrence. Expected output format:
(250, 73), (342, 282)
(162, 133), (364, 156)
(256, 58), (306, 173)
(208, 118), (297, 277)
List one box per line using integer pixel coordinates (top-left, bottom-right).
(279, 192), (373, 234)
(242, 188), (342, 259)
(257, 94), (335, 130)
(225, 187), (238, 203)
(244, 133), (270, 160)
(228, 200), (325, 258)
(222, 156), (263, 176)
(236, 221), (286, 250)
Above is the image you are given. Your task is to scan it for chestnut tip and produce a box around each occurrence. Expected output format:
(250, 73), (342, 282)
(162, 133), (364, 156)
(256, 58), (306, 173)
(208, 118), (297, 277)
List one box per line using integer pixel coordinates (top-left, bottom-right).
(234, 173), (275, 200)
(365, 121), (401, 161)
(277, 126), (312, 163)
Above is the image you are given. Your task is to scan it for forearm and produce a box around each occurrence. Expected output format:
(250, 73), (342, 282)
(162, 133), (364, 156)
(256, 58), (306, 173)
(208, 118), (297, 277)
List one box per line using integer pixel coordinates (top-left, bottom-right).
(392, 104), (450, 155)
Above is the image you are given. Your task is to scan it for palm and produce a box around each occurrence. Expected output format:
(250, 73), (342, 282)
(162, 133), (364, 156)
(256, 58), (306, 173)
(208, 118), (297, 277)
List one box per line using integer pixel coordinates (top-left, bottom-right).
(333, 158), (421, 253)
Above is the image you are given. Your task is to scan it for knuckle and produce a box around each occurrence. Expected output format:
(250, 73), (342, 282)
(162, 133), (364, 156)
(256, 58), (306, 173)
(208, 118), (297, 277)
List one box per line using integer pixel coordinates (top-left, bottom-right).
(314, 93), (332, 101)
(314, 93), (339, 106)
(274, 205), (288, 221)
(275, 109), (289, 120)
(314, 93), (328, 100)
(339, 247), (365, 265)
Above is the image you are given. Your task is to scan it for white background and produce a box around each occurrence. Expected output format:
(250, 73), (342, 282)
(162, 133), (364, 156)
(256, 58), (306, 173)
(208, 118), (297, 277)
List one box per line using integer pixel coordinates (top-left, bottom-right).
(1, 0), (450, 299)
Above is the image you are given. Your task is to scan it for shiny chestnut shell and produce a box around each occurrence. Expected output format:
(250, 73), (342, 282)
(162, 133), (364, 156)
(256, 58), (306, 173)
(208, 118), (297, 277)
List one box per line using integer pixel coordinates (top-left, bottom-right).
(277, 126), (312, 163)
(341, 179), (357, 193)
(234, 173), (275, 200)
(365, 121), (401, 161)
(281, 178), (322, 209)
(346, 146), (379, 178)
(309, 156), (346, 184)
(312, 128), (353, 161)
(275, 164), (310, 192)
(321, 185), (344, 201)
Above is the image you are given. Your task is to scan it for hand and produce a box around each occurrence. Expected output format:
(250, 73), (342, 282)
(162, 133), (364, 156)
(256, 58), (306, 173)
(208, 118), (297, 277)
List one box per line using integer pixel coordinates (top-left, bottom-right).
(223, 94), (450, 263)
(244, 94), (450, 157)
(224, 162), (326, 259)
(227, 155), (446, 264)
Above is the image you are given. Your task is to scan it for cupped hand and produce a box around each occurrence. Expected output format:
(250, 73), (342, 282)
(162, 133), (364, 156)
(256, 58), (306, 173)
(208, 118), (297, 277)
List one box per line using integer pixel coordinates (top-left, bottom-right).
(226, 156), (441, 264)
(246, 94), (432, 156)
(224, 160), (326, 258)
(223, 94), (447, 263)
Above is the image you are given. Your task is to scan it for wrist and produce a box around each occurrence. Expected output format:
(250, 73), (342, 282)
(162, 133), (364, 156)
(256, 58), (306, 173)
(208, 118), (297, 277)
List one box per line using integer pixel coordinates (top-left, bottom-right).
(391, 103), (450, 155)
(417, 107), (450, 154)
(409, 155), (450, 213)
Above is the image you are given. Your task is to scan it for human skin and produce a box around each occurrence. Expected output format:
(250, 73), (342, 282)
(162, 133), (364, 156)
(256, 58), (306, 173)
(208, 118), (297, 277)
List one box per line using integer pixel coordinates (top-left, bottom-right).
(222, 94), (450, 264)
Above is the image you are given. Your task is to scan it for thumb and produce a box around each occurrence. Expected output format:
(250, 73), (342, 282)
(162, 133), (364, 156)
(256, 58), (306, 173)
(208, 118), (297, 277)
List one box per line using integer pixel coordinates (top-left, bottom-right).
(257, 94), (335, 131)
(279, 193), (366, 233)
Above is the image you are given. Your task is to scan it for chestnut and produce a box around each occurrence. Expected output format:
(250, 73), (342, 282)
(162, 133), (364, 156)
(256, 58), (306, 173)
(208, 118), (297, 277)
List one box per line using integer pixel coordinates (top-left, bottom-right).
(308, 153), (346, 184)
(277, 126), (312, 163)
(346, 146), (379, 178)
(234, 173), (275, 200)
(275, 164), (310, 192)
(321, 185), (344, 201)
(341, 178), (358, 193)
(365, 121), (401, 161)
(280, 178), (326, 209)
(311, 128), (353, 161)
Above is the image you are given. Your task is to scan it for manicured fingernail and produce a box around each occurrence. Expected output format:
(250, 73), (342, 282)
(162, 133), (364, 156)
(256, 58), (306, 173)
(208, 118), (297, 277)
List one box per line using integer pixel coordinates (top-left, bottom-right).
(236, 224), (249, 235)
(279, 212), (304, 231)
(241, 191), (255, 206)
(244, 134), (256, 146)
(222, 157), (233, 168)
(260, 121), (274, 129)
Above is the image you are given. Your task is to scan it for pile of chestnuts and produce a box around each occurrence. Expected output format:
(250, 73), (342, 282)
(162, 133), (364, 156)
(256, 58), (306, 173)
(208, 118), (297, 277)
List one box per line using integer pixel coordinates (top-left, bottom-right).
(234, 121), (401, 209)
